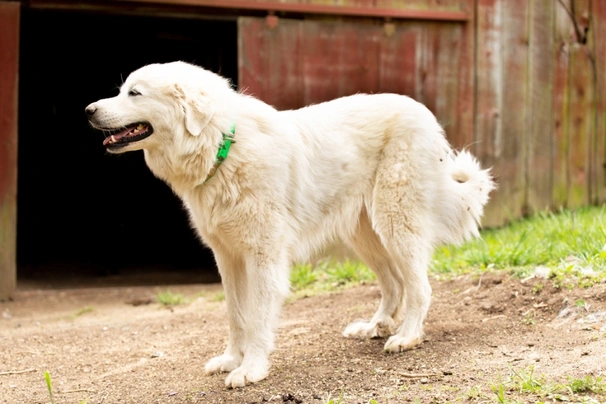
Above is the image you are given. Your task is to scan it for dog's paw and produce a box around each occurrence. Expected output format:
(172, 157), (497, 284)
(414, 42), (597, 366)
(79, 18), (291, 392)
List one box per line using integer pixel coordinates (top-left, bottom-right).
(342, 318), (395, 339)
(204, 354), (240, 375)
(225, 362), (269, 388)
(383, 334), (422, 352)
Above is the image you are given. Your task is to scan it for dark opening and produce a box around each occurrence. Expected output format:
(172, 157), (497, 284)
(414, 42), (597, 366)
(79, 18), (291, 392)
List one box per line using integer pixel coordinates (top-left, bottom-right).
(17, 9), (237, 288)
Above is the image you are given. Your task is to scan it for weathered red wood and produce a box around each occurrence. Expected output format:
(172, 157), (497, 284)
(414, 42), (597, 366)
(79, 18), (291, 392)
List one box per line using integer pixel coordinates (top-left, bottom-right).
(573, 0), (597, 207)
(499, 0), (530, 220)
(474, 0), (503, 226)
(0, 1), (19, 300)
(35, 0), (472, 21)
(238, 17), (304, 110)
(301, 21), (382, 105)
(456, 9), (476, 153)
(239, 16), (472, 157)
(568, 43), (592, 209)
(594, 0), (606, 204)
(552, 2), (571, 209)
(378, 23), (417, 98)
(527, 0), (555, 213)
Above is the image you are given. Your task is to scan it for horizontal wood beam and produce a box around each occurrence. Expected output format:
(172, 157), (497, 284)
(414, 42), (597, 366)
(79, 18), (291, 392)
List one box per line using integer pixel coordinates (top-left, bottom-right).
(27, 0), (470, 21)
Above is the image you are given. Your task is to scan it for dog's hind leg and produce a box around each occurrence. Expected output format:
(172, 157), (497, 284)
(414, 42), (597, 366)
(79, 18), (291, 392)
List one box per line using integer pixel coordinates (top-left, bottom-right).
(342, 208), (404, 339)
(370, 140), (435, 352)
(224, 250), (291, 388)
(204, 243), (246, 375)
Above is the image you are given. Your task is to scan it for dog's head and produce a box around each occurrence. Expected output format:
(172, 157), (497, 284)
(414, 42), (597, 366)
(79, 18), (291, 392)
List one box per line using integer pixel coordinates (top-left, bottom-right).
(85, 61), (232, 154)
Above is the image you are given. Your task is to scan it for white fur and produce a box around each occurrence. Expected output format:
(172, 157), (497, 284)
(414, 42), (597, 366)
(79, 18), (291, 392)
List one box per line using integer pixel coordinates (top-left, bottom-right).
(86, 61), (495, 388)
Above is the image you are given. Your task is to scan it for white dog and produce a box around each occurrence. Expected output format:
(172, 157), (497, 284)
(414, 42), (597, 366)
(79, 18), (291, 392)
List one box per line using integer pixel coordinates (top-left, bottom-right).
(86, 61), (494, 388)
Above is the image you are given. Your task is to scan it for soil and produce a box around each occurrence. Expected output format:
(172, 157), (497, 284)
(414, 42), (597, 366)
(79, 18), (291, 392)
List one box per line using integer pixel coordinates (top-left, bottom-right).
(1, 272), (605, 404)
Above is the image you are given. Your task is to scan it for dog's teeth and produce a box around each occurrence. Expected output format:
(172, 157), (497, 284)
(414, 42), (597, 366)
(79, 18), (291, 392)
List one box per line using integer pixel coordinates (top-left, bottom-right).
(110, 135), (116, 143)
(137, 124), (144, 130)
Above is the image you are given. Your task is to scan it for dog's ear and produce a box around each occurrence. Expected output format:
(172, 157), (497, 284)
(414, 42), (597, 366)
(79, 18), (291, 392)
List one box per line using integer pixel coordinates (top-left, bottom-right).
(173, 84), (213, 137)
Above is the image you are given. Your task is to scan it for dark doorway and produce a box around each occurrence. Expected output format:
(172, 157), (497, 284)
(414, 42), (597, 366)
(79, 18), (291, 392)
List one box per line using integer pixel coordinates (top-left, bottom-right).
(17, 8), (237, 288)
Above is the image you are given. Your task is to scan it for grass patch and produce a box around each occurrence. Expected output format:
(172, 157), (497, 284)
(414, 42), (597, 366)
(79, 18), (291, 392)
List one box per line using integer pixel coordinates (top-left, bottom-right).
(156, 290), (187, 307)
(66, 306), (94, 320)
(431, 206), (606, 284)
(74, 306), (94, 317)
(290, 259), (375, 299)
(480, 366), (606, 403)
(208, 290), (225, 302)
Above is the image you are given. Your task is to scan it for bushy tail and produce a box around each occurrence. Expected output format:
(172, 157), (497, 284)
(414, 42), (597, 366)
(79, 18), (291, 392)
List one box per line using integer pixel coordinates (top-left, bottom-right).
(432, 150), (496, 246)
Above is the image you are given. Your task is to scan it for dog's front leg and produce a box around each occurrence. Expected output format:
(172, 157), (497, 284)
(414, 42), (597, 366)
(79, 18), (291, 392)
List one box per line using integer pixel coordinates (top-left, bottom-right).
(205, 248), (246, 375)
(224, 252), (290, 388)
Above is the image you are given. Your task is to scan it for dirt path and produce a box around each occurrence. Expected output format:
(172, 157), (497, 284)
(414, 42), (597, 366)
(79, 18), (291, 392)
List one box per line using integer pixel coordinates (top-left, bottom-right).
(1, 273), (605, 403)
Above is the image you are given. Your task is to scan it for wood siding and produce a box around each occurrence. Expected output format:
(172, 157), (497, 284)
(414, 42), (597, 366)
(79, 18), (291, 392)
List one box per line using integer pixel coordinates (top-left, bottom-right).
(0, 1), (19, 300)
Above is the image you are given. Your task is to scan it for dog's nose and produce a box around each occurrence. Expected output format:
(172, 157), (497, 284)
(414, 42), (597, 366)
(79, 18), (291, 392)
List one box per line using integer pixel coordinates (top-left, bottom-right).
(85, 104), (97, 118)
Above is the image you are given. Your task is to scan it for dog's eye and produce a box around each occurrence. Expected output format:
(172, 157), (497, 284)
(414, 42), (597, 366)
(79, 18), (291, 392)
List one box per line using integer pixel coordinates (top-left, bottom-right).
(128, 89), (141, 97)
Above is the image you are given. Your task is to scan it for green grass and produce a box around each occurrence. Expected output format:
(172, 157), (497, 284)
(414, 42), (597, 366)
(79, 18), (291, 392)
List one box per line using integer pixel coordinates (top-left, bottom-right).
(290, 259), (375, 298)
(485, 366), (606, 403)
(208, 290), (225, 302)
(156, 290), (187, 307)
(291, 207), (605, 297)
(44, 371), (55, 404)
(431, 206), (606, 283)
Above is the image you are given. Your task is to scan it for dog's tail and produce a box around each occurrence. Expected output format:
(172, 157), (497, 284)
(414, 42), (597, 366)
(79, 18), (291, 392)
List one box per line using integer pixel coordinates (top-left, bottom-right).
(432, 150), (496, 247)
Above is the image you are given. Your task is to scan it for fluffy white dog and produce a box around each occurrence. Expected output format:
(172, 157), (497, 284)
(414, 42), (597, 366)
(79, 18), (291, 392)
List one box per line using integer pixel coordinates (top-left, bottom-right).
(86, 61), (494, 388)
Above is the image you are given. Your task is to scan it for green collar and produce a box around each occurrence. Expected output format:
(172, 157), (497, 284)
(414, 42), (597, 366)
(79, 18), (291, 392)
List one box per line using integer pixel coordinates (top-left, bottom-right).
(204, 123), (235, 184)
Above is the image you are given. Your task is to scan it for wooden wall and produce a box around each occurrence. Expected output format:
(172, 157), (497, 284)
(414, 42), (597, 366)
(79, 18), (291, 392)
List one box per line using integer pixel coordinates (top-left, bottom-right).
(476, 0), (605, 226)
(239, 0), (606, 227)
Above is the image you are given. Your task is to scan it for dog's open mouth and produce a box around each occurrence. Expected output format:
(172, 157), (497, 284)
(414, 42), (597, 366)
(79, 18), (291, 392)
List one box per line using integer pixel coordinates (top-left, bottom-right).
(102, 122), (153, 148)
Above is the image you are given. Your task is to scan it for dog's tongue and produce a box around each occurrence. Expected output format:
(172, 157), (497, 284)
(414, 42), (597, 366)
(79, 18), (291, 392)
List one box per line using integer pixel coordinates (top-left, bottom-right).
(103, 128), (133, 146)
(103, 124), (148, 146)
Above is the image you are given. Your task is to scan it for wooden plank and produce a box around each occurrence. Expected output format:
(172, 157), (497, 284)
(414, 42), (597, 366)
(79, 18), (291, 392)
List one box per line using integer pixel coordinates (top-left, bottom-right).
(438, 21), (472, 150)
(456, 5), (476, 154)
(499, 0), (530, 220)
(594, 0), (606, 204)
(567, 45), (592, 209)
(378, 22), (417, 97)
(526, 0), (555, 213)
(238, 17), (304, 110)
(552, 1), (571, 209)
(301, 20), (381, 105)
(34, 0), (472, 21)
(474, 0), (504, 226)
(300, 21), (347, 104)
(571, 0), (596, 207)
(0, 1), (19, 300)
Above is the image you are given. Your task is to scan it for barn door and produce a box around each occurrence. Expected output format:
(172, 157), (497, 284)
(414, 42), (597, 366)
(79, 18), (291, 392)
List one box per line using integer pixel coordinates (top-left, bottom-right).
(237, 16), (472, 148)
(0, 1), (20, 300)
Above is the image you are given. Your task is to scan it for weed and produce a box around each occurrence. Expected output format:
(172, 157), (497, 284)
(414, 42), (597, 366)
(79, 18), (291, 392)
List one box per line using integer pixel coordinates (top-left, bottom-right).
(44, 371), (54, 404)
(463, 385), (482, 400)
(156, 290), (186, 307)
(209, 291), (225, 302)
(531, 283), (543, 294)
(324, 388), (344, 404)
(68, 306), (94, 320)
(491, 381), (506, 404)
(509, 366), (545, 395)
(290, 263), (318, 290)
(522, 310), (536, 326)
(565, 375), (606, 394)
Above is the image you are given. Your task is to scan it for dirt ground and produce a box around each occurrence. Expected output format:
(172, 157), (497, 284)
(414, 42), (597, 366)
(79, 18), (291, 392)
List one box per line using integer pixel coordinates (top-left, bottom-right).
(1, 272), (605, 404)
